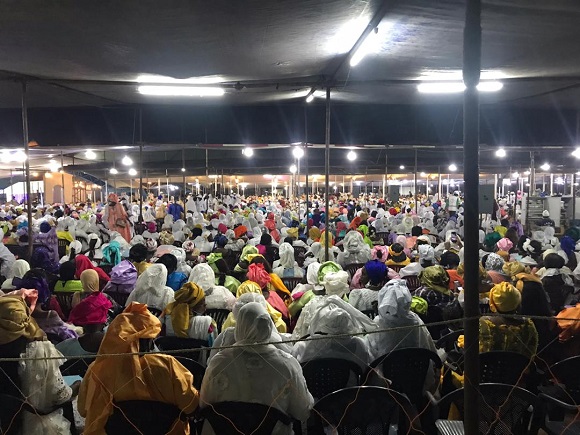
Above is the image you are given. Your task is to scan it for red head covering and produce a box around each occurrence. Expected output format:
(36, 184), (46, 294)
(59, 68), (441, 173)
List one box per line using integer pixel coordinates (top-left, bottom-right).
(75, 255), (111, 284)
(349, 216), (362, 230)
(233, 225), (247, 238)
(264, 220), (276, 231)
(247, 263), (271, 289)
(68, 292), (112, 326)
(217, 223), (227, 234)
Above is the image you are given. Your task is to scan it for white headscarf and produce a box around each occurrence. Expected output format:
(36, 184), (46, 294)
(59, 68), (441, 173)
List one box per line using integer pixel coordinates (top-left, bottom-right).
(322, 270), (349, 296)
(308, 302), (357, 336)
(234, 302), (274, 345)
(189, 263), (215, 291)
(134, 263), (168, 297)
(377, 279), (414, 320)
(278, 242), (295, 269)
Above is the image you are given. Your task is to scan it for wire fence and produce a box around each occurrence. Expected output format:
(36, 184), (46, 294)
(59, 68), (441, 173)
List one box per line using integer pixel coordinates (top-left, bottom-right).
(0, 313), (579, 434)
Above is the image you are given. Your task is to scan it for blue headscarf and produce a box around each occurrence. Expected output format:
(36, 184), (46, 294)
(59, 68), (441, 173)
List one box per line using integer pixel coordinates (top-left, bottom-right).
(365, 259), (387, 286)
(101, 240), (122, 266)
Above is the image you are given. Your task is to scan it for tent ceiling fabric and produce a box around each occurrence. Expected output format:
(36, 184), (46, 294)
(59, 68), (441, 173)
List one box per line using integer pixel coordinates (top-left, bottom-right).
(0, 0), (579, 108)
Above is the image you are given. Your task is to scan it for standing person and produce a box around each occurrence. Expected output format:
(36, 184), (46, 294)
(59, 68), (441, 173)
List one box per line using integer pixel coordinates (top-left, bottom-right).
(167, 197), (184, 223)
(446, 191), (460, 218)
(104, 193), (131, 243)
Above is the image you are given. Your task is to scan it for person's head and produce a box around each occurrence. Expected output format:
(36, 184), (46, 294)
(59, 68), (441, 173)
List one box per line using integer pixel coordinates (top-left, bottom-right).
(135, 263), (168, 292)
(247, 262), (272, 290)
(309, 301), (356, 336)
(483, 252), (504, 272)
(544, 253), (565, 269)
(129, 244), (148, 263)
(191, 227), (203, 238)
(518, 279), (551, 317)
(189, 263), (215, 291)
(11, 259), (30, 280)
(59, 261), (77, 282)
(155, 253), (178, 275)
(80, 269), (100, 293)
(365, 258), (387, 286)
(0, 296), (44, 346)
(249, 255), (273, 273)
(232, 293), (267, 321)
(439, 251), (460, 269)
(418, 244), (436, 267)
(321, 270), (350, 297)
(108, 193), (119, 206)
(259, 233), (272, 246)
(19, 269), (50, 306)
(419, 265), (450, 294)
(388, 243), (407, 263)
(67, 292), (112, 329)
(377, 279), (413, 318)
(234, 302), (273, 344)
(489, 282), (521, 314)
(214, 234), (228, 248)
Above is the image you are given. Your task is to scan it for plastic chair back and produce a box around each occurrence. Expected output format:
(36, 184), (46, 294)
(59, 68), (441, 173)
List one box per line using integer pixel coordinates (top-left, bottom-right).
(155, 336), (209, 363)
(368, 348), (442, 407)
(550, 356), (580, 403)
(200, 401), (292, 435)
(105, 400), (183, 435)
(60, 357), (95, 377)
(403, 275), (422, 291)
(282, 277), (303, 292)
(174, 356), (206, 391)
(345, 263), (365, 279)
(313, 386), (420, 435)
(433, 383), (540, 435)
(205, 308), (230, 333)
(106, 290), (129, 307)
(54, 292), (74, 319)
(301, 358), (362, 399)
(479, 351), (533, 385)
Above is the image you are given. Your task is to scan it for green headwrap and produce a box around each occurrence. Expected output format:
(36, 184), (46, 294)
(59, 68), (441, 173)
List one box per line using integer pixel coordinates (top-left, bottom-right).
(419, 265), (451, 295)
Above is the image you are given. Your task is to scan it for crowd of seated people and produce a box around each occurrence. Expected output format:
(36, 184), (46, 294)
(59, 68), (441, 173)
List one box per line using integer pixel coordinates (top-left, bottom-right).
(0, 193), (579, 433)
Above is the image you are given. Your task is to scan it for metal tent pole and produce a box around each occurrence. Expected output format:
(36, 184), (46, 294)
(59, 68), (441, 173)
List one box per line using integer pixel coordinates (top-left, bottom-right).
(462, 0), (482, 433)
(139, 109), (144, 223)
(414, 149), (418, 210)
(324, 87), (331, 262)
(21, 81), (33, 260)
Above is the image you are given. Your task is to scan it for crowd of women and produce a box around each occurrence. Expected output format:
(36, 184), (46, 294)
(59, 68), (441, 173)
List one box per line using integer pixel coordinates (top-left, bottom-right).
(0, 191), (579, 434)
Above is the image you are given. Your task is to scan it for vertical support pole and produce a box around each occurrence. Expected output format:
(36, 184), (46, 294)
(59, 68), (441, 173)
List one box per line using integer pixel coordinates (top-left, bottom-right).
(550, 174), (554, 195)
(139, 109), (144, 223)
(462, 0), (481, 432)
(438, 166), (442, 200)
(21, 81), (33, 260)
(530, 152), (535, 197)
(60, 151), (65, 202)
(324, 87), (331, 262)
(414, 149), (418, 210)
(573, 173), (577, 224)
(384, 150), (388, 199)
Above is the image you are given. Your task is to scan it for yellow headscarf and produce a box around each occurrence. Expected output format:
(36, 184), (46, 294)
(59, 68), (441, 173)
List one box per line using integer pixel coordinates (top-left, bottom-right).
(319, 230), (333, 248)
(0, 295), (44, 345)
(309, 227), (321, 241)
(496, 250), (510, 262)
(232, 280), (286, 332)
(163, 283), (205, 338)
(286, 227), (299, 239)
(514, 273), (542, 292)
(502, 262), (529, 278)
(489, 282), (521, 313)
(80, 269), (100, 293)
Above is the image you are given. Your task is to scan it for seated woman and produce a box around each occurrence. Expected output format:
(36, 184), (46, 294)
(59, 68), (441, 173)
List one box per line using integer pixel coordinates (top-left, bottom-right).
(162, 282), (218, 345)
(272, 242), (304, 279)
(189, 263), (235, 311)
(439, 251), (464, 290)
(78, 303), (199, 435)
(222, 280), (287, 333)
(256, 233), (273, 256)
(156, 253), (188, 292)
(337, 230), (372, 268)
(413, 265), (454, 308)
(75, 255), (110, 291)
(386, 243), (411, 267)
(399, 244), (434, 278)
(129, 243), (151, 276)
(292, 298), (371, 378)
(247, 262), (290, 325)
(208, 292), (292, 364)
(0, 294), (80, 434)
(54, 261), (83, 293)
(125, 264), (175, 312)
(541, 252), (574, 313)
(200, 302), (313, 434)
(0, 258), (30, 291)
(367, 280), (436, 359)
(349, 247), (391, 311)
(482, 253), (510, 284)
(56, 292), (112, 357)
(72, 269), (119, 312)
(477, 282), (538, 358)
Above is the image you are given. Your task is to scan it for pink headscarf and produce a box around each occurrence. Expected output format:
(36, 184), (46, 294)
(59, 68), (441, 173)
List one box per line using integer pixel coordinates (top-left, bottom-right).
(371, 246), (388, 262)
(497, 237), (514, 252)
(247, 263), (272, 289)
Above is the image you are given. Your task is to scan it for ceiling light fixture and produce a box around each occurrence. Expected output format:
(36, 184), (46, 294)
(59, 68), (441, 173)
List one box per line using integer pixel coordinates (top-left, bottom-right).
(540, 163), (550, 171)
(109, 167), (118, 175)
(495, 148), (507, 158)
(289, 164), (297, 174)
(136, 75), (225, 85)
(181, 167), (186, 172)
(305, 88), (316, 103)
(417, 81), (503, 93)
(347, 150), (357, 161)
(128, 168), (137, 176)
(121, 156), (133, 166)
(449, 164), (457, 171)
(85, 150), (97, 160)
(399, 165), (405, 170)
(242, 147), (254, 157)
(572, 148), (580, 158)
(137, 85), (225, 97)
(292, 147), (304, 159)
(350, 27), (381, 67)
